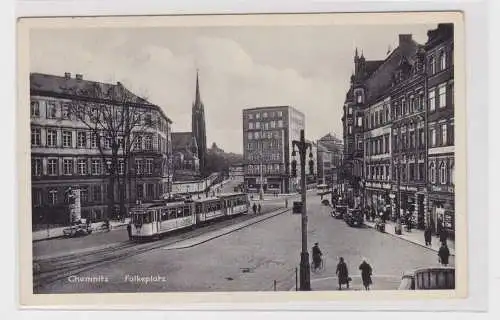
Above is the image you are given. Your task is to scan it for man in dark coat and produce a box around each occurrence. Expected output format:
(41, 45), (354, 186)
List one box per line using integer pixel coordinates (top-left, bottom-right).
(336, 257), (350, 290)
(311, 242), (323, 270)
(424, 226), (432, 246)
(252, 203), (257, 214)
(258, 203), (262, 214)
(359, 259), (373, 290)
(438, 243), (450, 266)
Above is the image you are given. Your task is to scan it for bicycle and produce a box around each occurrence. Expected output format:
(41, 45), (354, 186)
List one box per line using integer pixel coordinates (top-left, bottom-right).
(311, 257), (326, 273)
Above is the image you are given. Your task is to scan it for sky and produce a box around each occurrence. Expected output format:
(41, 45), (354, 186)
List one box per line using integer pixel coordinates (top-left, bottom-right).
(30, 23), (435, 154)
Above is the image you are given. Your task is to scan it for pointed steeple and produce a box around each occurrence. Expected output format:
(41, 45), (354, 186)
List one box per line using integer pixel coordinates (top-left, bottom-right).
(355, 47), (359, 58)
(194, 68), (201, 108)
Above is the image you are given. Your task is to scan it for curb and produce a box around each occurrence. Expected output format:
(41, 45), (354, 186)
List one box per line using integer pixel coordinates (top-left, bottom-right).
(364, 223), (455, 256)
(32, 224), (128, 243)
(164, 207), (290, 250)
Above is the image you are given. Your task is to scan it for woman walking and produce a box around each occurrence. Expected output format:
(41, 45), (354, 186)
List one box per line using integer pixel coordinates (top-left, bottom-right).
(359, 258), (373, 290)
(336, 257), (350, 290)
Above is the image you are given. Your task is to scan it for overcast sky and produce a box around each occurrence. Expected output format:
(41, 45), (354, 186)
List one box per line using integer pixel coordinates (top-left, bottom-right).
(30, 23), (435, 154)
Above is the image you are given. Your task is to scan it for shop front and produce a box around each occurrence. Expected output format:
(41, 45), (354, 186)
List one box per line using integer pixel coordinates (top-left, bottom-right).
(390, 185), (425, 229)
(429, 185), (455, 237)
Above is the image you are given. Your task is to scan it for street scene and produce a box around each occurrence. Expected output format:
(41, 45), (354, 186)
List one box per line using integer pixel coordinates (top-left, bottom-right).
(28, 18), (456, 294)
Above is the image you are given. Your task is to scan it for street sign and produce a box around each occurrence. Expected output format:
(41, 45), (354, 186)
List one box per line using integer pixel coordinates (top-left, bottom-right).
(292, 201), (303, 214)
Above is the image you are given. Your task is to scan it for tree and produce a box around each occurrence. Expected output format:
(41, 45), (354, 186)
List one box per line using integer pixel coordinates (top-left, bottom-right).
(65, 81), (160, 219)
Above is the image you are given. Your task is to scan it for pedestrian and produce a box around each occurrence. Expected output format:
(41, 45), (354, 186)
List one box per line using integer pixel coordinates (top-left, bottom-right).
(359, 258), (373, 290)
(336, 257), (350, 290)
(258, 203), (262, 214)
(438, 242), (450, 266)
(252, 203), (257, 214)
(126, 223), (132, 240)
(439, 226), (448, 245)
(424, 226), (432, 246)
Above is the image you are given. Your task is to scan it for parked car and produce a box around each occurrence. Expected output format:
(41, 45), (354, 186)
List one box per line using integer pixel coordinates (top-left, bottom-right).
(332, 204), (348, 219)
(63, 221), (92, 237)
(398, 267), (455, 290)
(344, 208), (364, 227)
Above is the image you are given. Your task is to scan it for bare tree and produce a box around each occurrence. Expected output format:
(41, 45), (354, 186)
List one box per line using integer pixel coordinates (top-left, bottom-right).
(64, 81), (159, 219)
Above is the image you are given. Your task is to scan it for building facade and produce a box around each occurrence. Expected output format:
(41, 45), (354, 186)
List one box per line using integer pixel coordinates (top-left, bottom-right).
(316, 133), (343, 186)
(30, 72), (172, 226)
(425, 24), (455, 234)
(341, 24), (455, 234)
(242, 106), (305, 194)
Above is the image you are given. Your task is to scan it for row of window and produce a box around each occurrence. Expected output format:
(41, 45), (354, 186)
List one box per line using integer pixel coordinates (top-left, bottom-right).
(247, 110), (284, 120)
(246, 140), (283, 151)
(365, 160), (454, 186)
(366, 135), (391, 156)
(30, 100), (170, 134)
(428, 49), (451, 76)
(429, 120), (454, 148)
(246, 152), (282, 162)
(246, 164), (283, 175)
(392, 128), (426, 152)
(247, 120), (285, 130)
(32, 184), (108, 207)
(31, 157), (157, 176)
(31, 127), (167, 152)
(429, 160), (454, 185)
(247, 130), (282, 140)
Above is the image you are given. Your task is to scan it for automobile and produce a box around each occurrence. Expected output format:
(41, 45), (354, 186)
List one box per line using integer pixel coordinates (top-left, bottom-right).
(344, 208), (364, 227)
(63, 221), (92, 237)
(321, 199), (330, 206)
(398, 267), (455, 290)
(331, 204), (348, 219)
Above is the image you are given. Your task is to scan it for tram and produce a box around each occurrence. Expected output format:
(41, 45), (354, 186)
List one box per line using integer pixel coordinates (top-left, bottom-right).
(129, 192), (249, 240)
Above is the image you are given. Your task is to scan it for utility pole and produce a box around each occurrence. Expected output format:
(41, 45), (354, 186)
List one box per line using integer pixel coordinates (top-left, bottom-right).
(291, 129), (314, 291)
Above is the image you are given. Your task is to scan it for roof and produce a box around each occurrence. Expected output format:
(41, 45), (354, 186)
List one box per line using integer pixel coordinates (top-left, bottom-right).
(30, 72), (172, 123)
(363, 39), (422, 103)
(365, 60), (385, 77)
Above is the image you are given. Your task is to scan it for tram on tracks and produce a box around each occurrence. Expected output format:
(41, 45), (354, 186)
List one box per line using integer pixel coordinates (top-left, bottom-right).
(129, 192), (250, 240)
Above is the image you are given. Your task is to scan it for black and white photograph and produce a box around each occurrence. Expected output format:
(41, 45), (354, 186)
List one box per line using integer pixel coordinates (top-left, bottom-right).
(18, 12), (466, 304)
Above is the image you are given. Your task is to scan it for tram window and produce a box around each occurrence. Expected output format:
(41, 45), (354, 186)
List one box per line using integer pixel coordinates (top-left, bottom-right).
(184, 206), (190, 216)
(161, 209), (168, 221)
(196, 204), (201, 214)
(168, 209), (177, 220)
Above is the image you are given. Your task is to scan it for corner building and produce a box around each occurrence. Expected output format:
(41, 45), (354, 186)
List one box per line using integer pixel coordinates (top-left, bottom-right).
(242, 106), (305, 194)
(425, 24), (455, 235)
(30, 73), (173, 225)
(341, 24), (455, 233)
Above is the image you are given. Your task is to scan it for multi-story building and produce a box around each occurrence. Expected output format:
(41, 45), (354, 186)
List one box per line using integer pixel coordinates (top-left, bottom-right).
(242, 106), (305, 194)
(425, 24), (455, 235)
(30, 72), (173, 226)
(316, 133), (343, 186)
(341, 24), (454, 234)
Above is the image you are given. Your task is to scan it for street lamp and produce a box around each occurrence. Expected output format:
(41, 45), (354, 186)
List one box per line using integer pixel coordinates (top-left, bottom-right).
(259, 127), (265, 201)
(291, 129), (314, 291)
(106, 159), (113, 219)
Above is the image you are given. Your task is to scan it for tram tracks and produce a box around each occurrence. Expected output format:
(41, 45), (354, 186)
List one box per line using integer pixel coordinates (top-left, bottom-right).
(33, 205), (287, 292)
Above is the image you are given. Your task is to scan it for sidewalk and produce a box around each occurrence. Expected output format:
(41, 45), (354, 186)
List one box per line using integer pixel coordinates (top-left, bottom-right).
(364, 220), (455, 256)
(32, 219), (129, 242)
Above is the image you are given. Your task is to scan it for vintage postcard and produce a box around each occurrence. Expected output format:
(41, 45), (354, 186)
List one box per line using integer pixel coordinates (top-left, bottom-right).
(17, 11), (466, 308)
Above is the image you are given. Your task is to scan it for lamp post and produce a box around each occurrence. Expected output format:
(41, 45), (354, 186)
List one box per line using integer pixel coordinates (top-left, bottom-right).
(291, 129), (314, 291)
(259, 127), (265, 200)
(106, 159), (113, 219)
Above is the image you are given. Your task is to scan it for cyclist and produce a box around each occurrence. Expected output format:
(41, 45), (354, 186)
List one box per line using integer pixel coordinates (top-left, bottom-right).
(312, 242), (323, 270)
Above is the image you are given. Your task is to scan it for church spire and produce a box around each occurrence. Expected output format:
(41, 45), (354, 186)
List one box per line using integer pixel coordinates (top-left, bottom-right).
(195, 68), (201, 107)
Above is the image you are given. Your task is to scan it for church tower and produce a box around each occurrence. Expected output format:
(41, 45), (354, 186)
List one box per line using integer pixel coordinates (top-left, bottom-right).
(192, 70), (207, 174)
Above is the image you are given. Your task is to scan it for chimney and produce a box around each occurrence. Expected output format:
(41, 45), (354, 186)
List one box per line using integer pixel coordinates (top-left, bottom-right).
(399, 34), (413, 46)
(75, 74), (83, 80)
(64, 72), (71, 79)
